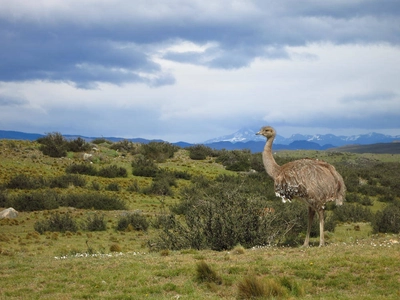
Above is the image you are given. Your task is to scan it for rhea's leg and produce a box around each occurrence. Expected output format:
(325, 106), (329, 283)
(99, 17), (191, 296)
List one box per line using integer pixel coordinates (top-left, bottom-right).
(318, 210), (325, 247)
(303, 206), (315, 247)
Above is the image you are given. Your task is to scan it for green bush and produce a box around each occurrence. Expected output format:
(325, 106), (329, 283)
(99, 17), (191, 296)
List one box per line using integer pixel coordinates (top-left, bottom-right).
(11, 190), (60, 211)
(117, 212), (149, 231)
(59, 194), (127, 210)
(97, 165), (127, 178)
(7, 174), (47, 189)
(34, 213), (78, 234)
(127, 180), (140, 192)
(216, 149), (251, 171)
(106, 182), (120, 191)
(141, 142), (179, 162)
(49, 174), (86, 188)
(91, 138), (111, 145)
(84, 213), (107, 231)
(66, 163), (97, 176)
(110, 140), (140, 154)
(66, 137), (91, 152)
(373, 200), (400, 233)
(188, 145), (215, 160)
(142, 171), (177, 196)
(0, 191), (10, 207)
(37, 132), (68, 157)
(331, 203), (373, 223)
(132, 155), (159, 177)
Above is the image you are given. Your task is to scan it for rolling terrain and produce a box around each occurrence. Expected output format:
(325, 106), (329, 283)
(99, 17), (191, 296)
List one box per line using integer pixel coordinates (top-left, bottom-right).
(0, 138), (399, 299)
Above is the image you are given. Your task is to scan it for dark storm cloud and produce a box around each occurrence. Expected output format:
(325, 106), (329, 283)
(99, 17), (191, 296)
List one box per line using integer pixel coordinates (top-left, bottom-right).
(0, 94), (28, 106)
(0, 0), (398, 88)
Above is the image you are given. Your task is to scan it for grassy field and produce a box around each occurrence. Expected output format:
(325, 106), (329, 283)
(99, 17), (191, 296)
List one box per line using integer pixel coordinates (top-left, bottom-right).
(1, 140), (400, 299)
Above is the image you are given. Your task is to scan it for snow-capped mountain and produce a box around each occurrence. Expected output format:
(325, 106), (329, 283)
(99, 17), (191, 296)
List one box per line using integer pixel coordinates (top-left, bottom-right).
(204, 128), (287, 144)
(204, 128), (400, 147)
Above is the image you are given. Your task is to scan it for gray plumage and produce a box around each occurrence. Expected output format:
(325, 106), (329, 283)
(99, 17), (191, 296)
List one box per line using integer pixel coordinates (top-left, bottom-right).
(257, 126), (346, 247)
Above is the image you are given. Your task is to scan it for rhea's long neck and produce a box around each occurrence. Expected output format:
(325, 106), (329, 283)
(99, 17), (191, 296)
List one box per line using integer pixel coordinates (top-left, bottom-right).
(262, 137), (281, 178)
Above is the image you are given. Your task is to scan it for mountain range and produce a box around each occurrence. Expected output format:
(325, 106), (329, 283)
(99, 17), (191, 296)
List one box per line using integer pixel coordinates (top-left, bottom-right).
(1, 128), (399, 153)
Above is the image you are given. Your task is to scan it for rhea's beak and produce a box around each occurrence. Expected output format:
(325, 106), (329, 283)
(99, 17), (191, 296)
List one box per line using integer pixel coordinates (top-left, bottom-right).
(256, 131), (261, 135)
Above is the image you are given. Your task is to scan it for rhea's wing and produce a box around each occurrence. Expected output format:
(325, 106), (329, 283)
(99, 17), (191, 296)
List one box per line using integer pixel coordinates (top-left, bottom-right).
(275, 159), (345, 205)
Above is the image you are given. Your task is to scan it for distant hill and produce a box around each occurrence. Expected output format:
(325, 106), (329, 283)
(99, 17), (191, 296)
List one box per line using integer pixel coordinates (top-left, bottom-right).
(330, 143), (400, 154)
(0, 130), (43, 141)
(1, 129), (399, 153)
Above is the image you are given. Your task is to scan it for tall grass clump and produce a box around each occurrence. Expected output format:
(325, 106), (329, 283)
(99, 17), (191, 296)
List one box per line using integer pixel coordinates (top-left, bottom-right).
(34, 213), (78, 234)
(237, 276), (290, 299)
(195, 261), (222, 285)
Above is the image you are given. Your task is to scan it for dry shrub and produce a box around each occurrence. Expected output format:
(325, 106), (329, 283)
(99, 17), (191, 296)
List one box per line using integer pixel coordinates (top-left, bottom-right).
(196, 261), (222, 285)
(232, 244), (245, 255)
(160, 249), (170, 256)
(110, 244), (122, 252)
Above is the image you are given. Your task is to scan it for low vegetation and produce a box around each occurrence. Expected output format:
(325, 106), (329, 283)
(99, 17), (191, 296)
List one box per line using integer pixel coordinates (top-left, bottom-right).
(0, 135), (399, 299)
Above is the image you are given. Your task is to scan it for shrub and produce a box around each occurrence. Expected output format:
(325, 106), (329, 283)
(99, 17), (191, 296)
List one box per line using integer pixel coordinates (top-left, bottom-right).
(34, 213), (78, 234)
(0, 191), (10, 207)
(127, 180), (140, 192)
(12, 190), (59, 211)
(171, 170), (192, 180)
(117, 212), (149, 231)
(37, 132), (68, 157)
(373, 200), (400, 233)
(110, 140), (140, 154)
(131, 155), (159, 177)
(188, 145), (215, 160)
(66, 164), (97, 176)
(106, 182), (120, 191)
(216, 149), (252, 171)
(98, 165), (127, 178)
(142, 171), (176, 196)
(7, 174), (47, 189)
(49, 174), (86, 188)
(84, 213), (107, 231)
(66, 137), (91, 152)
(110, 244), (122, 252)
(140, 142), (179, 162)
(60, 194), (127, 210)
(331, 203), (373, 223)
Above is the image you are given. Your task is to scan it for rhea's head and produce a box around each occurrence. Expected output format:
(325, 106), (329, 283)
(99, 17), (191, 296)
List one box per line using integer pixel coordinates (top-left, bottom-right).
(256, 126), (276, 139)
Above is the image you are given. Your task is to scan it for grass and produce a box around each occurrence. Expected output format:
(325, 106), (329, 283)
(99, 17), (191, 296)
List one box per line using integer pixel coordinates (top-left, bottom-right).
(1, 140), (400, 299)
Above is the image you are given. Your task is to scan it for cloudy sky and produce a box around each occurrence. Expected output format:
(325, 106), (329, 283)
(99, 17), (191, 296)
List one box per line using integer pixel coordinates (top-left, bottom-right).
(0, 0), (399, 143)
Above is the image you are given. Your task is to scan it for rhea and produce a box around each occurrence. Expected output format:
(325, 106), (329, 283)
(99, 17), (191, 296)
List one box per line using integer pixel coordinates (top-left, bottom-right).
(257, 126), (346, 247)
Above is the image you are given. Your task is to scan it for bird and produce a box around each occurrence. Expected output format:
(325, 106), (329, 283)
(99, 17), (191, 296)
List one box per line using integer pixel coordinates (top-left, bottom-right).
(256, 126), (346, 247)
